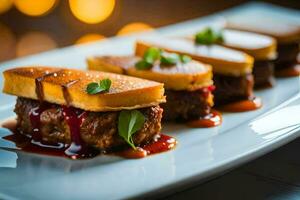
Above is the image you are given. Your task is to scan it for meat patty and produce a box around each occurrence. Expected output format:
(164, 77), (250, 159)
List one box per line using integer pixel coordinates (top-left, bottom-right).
(14, 97), (162, 150)
(162, 88), (212, 121)
(276, 42), (299, 64)
(253, 60), (275, 88)
(213, 73), (254, 106)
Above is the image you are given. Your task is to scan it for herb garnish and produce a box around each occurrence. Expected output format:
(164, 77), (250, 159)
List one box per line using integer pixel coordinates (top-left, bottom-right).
(118, 110), (145, 149)
(195, 27), (224, 45)
(180, 55), (192, 63)
(160, 53), (180, 65)
(135, 47), (192, 69)
(86, 78), (112, 94)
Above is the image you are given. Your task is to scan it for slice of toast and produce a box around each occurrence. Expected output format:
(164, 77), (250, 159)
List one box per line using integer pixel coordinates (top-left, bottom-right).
(87, 56), (213, 91)
(226, 19), (300, 44)
(219, 29), (276, 60)
(3, 66), (165, 111)
(135, 37), (254, 76)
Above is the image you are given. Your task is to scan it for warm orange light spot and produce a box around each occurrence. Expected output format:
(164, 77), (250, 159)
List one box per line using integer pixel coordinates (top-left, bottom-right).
(69, 0), (115, 24)
(14, 0), (57, 16)
(117, 22), (154, 36)
(16, 32), (57, 57)
(0, 0), (13, 14)
(0, 23), (16, 61)
(75, 33), (106, 45)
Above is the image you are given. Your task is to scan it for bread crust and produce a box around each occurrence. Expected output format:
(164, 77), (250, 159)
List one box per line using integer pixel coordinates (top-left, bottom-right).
(3, 66), (166, 111)
(135, 38), (254, 76)
(221, 29), (277, 60)
(87, 56), (213, 91)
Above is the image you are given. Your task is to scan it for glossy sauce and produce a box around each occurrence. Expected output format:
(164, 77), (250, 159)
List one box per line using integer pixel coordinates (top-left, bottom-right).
(29, 104), (50, 141)
(219, 97), (262, 112)
(116, 134), (177, 159)
(275, 64), (300, 77)
(61, 106), (89, 159)
(186, 110), (222, 128)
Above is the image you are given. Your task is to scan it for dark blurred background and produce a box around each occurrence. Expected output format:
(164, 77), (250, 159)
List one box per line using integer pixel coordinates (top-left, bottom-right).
(0, 0), (299, 62)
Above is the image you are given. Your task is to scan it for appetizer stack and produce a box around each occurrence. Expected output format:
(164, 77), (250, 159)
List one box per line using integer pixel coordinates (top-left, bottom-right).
(133, 37), (257, 109)
(2, 17), (299, 160)
(227, 17), (300, 77)
(88, 49), (219, 126)
(3, 67), (175, 159)
(190, 28), (277, 88)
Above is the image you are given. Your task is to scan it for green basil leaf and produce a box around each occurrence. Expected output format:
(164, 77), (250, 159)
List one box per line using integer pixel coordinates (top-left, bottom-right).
(118, 110), (145, 149)
(135, 60), (153, 70)
(180, 55), (192, 64)
(143, 47), (161, 64)
(99, 78), (111, 92)
(86, 78), (112, 94)
(160, 53), (180, 65)
(86, 82), (102, 94)
(195, 27), (224, 45)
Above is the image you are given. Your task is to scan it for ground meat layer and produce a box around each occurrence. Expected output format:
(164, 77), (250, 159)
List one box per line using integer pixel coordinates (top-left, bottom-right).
(276, 42), (299, 64)
(162, 89), (212, 121)
(253, 60), (275, 88)
(14, 97), (162, 150)
(213, 73), (254, 106)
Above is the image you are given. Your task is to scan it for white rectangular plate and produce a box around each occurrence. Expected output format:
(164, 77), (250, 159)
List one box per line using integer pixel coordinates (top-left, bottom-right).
(0, 2), (300, 200)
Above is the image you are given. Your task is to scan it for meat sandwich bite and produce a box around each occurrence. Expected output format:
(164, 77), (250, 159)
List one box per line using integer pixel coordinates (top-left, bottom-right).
(87, 48), (221, 127)
(134, 37), (261, 112)
(2, 67), (176, 159)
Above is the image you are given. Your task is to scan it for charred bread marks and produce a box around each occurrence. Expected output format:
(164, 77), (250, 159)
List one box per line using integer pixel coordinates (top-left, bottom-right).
(3, 67), (165, 112)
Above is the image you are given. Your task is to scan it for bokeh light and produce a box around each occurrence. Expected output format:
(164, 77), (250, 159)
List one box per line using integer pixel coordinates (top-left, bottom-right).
(69, 0), (115, 24)
(0, 23), (16, 61)
(16, 32), (57, 57)
(0, 0), (13, 14)
(75, 33), (106, 45)
(117, 22), (154, 36)
(14, 0), (57, 16)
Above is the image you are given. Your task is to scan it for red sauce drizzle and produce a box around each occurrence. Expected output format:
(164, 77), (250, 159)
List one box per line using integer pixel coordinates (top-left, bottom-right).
(275, 64), (300, 77)
(218, 97), (262, 112)
(201, 85), (216, 98)
(29, 104), (50, 141)
(186, 110), (222, 128)
(61, 106), (89, 159)
(116, 134), (177, 159)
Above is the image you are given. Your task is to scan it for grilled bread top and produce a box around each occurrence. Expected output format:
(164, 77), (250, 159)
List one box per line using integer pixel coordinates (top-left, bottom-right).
(87, 55), (213, 91)
(220, 29), (277, 60)
(3, 66), (165, 111)
(135, 37), (254, 76)
(226, 19), (300, 44)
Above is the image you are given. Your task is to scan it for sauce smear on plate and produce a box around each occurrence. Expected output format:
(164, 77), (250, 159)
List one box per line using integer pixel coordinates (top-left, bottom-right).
(218, 97), (262, 112)
(186, 110), (222, 128)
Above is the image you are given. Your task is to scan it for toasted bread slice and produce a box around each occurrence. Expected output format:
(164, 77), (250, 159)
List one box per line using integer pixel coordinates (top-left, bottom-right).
(87, 56), (213, 91)
(226, 19), (300, 44)
(221, 29), (277, 60)
(3, 67), (165, 111)
(135, 37), (254, 76)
